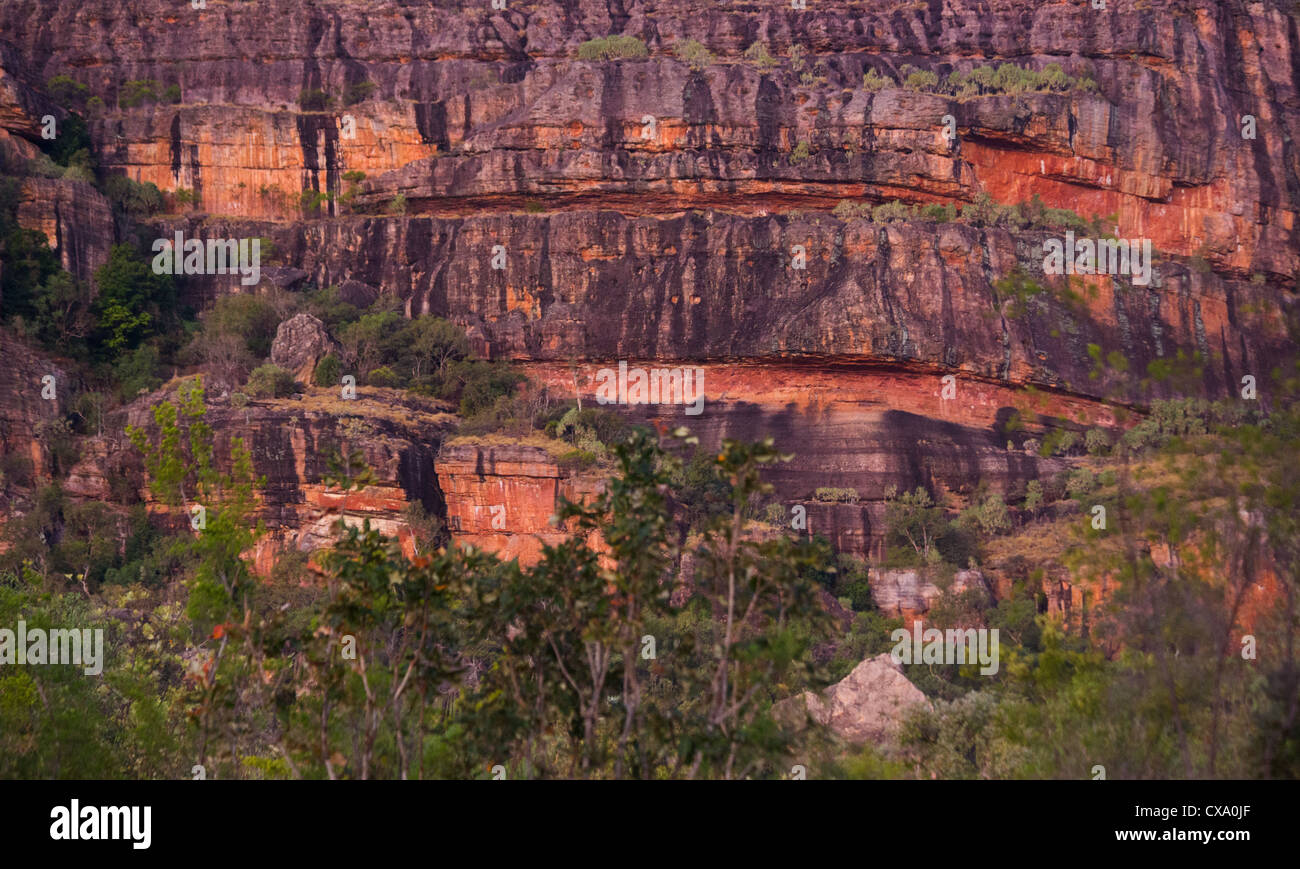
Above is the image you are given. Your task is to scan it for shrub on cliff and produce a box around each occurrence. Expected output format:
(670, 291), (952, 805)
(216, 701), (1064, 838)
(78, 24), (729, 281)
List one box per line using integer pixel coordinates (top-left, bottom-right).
(244, 363), (297, 398)
(313, 353), (343, 387)
(743, 41), (778, 70)
(342, 80), (377, 106)
(577, 35), (648, 61)
(863, 67), (893, 91)
(47, 74), (89, 108)
(674, 39), (714, 70)
(118, 79), (160, 108)
(297, 88), (332, 110)
(103, 174), (164, 217)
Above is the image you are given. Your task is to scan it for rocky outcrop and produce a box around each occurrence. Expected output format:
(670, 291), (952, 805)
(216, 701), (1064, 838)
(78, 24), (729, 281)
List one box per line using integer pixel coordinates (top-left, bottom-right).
(270, 313), (339, 384)
(2, 0), (1296, 601)
(778, 652), (930, 745)
(118, 384), (458, 572)
(870, 567), (991, 623)
(16, 177), (115, 289)
(435, 440), (605, 564)
(4, 1), (1294, 279)
(0, 331), (67, 489)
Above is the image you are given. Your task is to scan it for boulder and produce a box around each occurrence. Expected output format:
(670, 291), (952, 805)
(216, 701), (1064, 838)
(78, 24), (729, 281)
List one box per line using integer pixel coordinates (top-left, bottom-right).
(776, 653), (929, 745)
(270, 313), (339, 383)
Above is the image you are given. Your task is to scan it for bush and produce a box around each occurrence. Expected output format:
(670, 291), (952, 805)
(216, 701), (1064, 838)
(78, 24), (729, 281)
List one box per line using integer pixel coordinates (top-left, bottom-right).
(1065, 468), (1098, 501)
(300, 189), (333, 216)
(313, 354), (343, 387)
(790, 141), (813, 164)
(872, 200), (912, 223)
(743, 42), (778, 70)
(832, 200), (871, 219)
(103, 175), (164, 218)
(919, 202), (957, 223)
(577, 36), (648, 61)
(674, 39), (714, 70)
(445, 360), (524, 417)
(387, 194), (408, 215)
(47, 75), (89, 108)
(549, 406), (629, 446)
(814, 487), (860, 503)
(556, 449), (600, 471)
(1084, 427), (1111, 456)
(343, 80), (377, 106)
(958, 493), (1010, 536)
(366, 365), (400, 388)
(162, 84), (182, 104)
(204, 293), (281, 359)
(901, 66), (939, 92)
(118, 80), (160, 109)
(863, 68), (892, 91)
(1023, 480), (1044, 511)
(298, 89), (332, 110)
(245, 364), (297, 398)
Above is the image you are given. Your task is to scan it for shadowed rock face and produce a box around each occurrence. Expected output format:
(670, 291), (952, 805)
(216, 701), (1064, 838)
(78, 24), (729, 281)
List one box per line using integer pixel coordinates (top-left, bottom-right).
(110, 386), (458, 572)
(1, 1), (1296, 577)
(2, 1), (1295, 275)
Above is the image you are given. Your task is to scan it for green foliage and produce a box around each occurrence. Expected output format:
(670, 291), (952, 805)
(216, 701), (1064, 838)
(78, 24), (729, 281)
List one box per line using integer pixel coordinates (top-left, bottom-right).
(674, 39), (714, 70)
(832, 200), (871, 219)
(813, 486), (860, 503)
(47, 74), (89, 108)
(577, 35), (649, 61)
(1120, 398), (1258, 454)
(313, 353), (343, 387)
(901, 62), (1098, 100)
(958, 493), (1011, 537)
(41, 113), (94, 169)
(790, 140), (813, 164)
(118, 79), (161, 109)
(103, 175), (164, 217)
(743, 41), (778, 70)
(365, 365), (399, 387)
(204, 293), (281, 359)
(244, 364), (297, 398)
(387, 193), (407, 215)
(299, 188), (333, 216)
(1085, 427), (1111, 456)
(1023, 479), (1044, 511)
(871, 200), (912, 223)
(92, 243), (178, 358)
(297, 88), (332, 110)
(882, 485), (971, 567)
(863, 67), (893, 91)
(901, 65), (939, 92)
(342, 80), (377, 106)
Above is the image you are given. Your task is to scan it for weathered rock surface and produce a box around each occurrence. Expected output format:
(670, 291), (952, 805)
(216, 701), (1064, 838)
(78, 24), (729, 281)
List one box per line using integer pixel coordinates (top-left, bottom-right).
(778, 652), (930, 745)
(435, 440), (605, 564)
(270, 313), (339, 384)
(118, 384), (458, 572)
(0, 331), (67, 489)
(871, 567), (991, 623)
(1, 0), (1296, 604)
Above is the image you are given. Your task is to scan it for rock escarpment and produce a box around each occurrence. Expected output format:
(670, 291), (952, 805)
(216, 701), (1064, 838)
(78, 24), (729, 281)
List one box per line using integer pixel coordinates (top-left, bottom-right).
(0, 0), (1295, 607)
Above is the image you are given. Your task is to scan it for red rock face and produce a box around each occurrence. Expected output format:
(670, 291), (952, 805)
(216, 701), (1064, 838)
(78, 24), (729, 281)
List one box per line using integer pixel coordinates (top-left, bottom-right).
(113, 386), (457, 574)
(2, 1), (1296, 596)
(435, 442), (605, 564)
